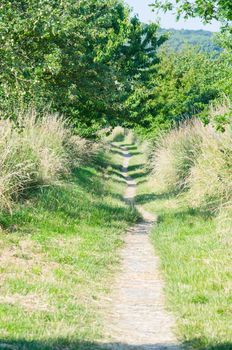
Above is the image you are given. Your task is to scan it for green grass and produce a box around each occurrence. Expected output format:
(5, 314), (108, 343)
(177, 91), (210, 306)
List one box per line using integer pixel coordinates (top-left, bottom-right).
(0, 145), (138, 350)
(129, 143), (232, 350)
(1, 139), (231, 350)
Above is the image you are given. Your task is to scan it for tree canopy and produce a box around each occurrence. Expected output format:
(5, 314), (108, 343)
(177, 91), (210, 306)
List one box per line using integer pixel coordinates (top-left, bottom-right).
(0, 0), (166, 136)
(152, 0), (232, 23)
(0, 0), (231, 137)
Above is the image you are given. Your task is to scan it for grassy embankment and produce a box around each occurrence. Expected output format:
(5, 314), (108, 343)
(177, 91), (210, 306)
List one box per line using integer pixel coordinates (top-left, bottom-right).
(0, 126), (138, 349)
(127, 138), (232, 350)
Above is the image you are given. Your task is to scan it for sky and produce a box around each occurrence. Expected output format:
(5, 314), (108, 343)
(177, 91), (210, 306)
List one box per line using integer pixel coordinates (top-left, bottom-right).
(124, 0), (221, 32)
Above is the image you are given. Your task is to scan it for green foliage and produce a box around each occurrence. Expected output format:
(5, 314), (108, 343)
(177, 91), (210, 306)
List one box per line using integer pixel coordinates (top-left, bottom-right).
(153, 0), (232, 53)
(0, 0), (230, 137)
(127, 47), (223, 137)
(0, 0), (128, 133)
(116, 19), (167, 129)
(152, 0), (232, 105)
(152, 0), (232, 22)
(0, 0), (165, 137)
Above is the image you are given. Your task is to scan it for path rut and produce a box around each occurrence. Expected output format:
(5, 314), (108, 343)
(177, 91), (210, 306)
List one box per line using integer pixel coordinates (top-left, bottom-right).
(104, 146), (180, 350)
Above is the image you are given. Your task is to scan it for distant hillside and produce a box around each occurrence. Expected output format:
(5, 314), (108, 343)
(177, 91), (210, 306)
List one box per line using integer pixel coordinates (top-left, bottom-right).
(159, 28), (221, 53)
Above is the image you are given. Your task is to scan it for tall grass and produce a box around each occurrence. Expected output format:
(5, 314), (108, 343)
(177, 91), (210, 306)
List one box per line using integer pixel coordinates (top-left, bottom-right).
(66, 134), (99, 167)
(150, 102), (232, 235)
(0, 109), (96, 209)
(19, 110), (69, 183)
(188, 124), (232, 210)
(124, 129), (137, 144)
(109, 126), (125, 142)
(0, 120), (33, 209)
(151, 120), (203, 193)
(134, 139), (232, 349)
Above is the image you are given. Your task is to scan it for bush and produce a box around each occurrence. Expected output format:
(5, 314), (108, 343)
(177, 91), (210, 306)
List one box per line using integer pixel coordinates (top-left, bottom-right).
(151, 120), (203, 192)
(207, 97), (232, 132)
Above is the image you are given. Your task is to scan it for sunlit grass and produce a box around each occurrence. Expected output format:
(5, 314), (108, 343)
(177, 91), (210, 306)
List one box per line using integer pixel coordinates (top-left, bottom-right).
(131, 144), (232, 350)
(0, 146), (138, 349)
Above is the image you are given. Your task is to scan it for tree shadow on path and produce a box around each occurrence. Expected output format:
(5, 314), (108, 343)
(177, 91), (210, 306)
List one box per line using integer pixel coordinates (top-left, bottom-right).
(135, 191), (178, 204)
(0, 339), (231, 350)
(0, 340), (177, 350)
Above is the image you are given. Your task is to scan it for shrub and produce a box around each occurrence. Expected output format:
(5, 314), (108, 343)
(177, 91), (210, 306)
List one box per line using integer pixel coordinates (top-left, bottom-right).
(208, 97), (232, 132)
(151, 120), (203, 193)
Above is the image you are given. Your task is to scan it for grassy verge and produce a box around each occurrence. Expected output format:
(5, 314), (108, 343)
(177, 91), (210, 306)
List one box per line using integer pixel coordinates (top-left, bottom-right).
(0, 144), (138, 349)
(128, 143), (232, 350)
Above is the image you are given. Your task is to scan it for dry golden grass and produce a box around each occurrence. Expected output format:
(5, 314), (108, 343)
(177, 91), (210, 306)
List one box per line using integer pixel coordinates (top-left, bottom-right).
(0, 119), (35, 209)
(150, 120), (203, 193)
(18, 109), (69, 183)
(0, 108), (94, 209)
(109, 126), (125, 142)
(188, 123), (232, 210)
(66, 134), (99, 167)
(149, 101), (232, 238)
(125, 129), (137, 144)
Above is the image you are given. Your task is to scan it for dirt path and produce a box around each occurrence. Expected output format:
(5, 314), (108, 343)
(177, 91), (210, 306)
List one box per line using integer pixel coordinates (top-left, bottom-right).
(104, 147), (180, 350)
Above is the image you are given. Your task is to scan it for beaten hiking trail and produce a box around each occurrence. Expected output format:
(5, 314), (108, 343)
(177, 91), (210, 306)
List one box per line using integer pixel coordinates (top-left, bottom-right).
(103, 145), (180, 350)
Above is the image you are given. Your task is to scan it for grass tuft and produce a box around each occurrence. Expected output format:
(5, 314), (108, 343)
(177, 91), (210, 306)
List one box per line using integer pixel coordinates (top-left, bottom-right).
(151, 120), (203, 193)
(0, 108), (97, 210)
(188, 123), (232, 211)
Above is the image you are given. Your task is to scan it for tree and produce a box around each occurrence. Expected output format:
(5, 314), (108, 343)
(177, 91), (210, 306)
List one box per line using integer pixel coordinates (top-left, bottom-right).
(0, 0), (132, 135)
(152, 0), (232, 23)
(127, 47), (224, 137)
(0, 0), (166, 136)
(116, 18), (167, 129)
(150, 0), (232, 135)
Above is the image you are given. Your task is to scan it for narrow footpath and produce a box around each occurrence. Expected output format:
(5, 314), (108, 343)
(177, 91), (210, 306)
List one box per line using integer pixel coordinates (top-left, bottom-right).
(104, 146), (180, 350)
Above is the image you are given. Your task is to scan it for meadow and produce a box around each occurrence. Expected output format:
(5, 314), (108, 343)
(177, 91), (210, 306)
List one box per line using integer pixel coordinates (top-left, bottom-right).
(0, 126), (138, 349)
(127, 119), (232, 350)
